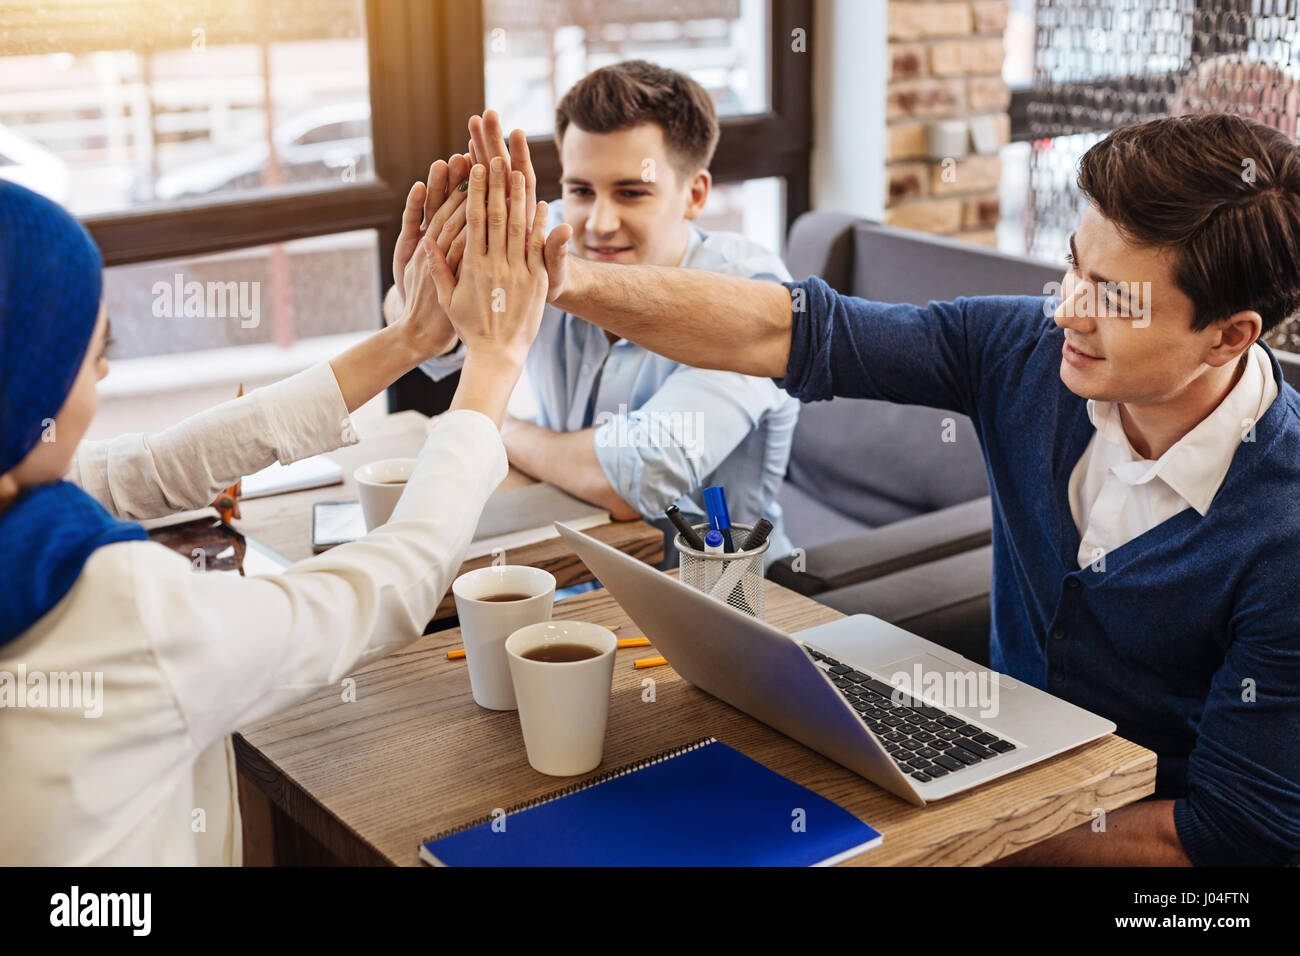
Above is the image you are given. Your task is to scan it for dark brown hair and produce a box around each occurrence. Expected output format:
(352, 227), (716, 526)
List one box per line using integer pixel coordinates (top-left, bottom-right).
(554, 60), (720, 175)
(1077, 112), (1300, 336)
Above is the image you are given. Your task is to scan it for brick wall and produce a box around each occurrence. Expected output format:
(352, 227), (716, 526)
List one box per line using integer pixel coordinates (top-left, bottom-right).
(886, 0), (1010, 246)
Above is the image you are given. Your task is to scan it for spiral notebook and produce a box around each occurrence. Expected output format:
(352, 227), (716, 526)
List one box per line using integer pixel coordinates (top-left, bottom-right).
(418, 737), (882, 866)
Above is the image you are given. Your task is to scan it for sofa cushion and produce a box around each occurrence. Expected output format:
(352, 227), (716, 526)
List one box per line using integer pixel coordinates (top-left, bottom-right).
(785, 398), (990, 527)
(768, 495), (992, 596)
(776, 478), (871, 552)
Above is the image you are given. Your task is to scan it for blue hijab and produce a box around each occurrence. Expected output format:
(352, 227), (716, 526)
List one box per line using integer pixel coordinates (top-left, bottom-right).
(0, 181), (147, 645)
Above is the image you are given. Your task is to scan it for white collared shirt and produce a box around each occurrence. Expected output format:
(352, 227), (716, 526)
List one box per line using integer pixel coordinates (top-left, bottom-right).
(1068, 343), (1278, 569)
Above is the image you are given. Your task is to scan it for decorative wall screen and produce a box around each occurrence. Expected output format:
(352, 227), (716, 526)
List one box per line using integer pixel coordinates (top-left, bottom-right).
(1024, 0), (1300, 349)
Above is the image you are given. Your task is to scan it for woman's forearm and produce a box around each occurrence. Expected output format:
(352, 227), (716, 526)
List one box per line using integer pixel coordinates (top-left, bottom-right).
(68, 364), (354, 519)
(553, 255), (795, 378)
(328, 321), (426, 413)
(448, 349), (525, 428)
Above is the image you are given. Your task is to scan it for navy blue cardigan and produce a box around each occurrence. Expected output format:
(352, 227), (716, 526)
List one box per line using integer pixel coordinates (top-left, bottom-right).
(777, 276), (1300, 866)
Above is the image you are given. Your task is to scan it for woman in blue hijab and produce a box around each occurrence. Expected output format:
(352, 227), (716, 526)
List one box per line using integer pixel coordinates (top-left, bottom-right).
(0, 156), (555, 863)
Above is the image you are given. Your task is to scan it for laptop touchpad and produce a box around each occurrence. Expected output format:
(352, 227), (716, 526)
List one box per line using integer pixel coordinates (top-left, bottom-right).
(877, 652), (1018, 696)
(875, 653), (974, 689)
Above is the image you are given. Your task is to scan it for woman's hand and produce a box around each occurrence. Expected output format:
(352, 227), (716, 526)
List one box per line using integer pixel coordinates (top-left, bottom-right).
(327, 207), (470, 415)
(391, 157), (470, 360)
(427, 157), (550, 369)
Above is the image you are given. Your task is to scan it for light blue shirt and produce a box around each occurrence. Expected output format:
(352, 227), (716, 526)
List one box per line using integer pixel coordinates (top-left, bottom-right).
(418, 208), (799, 567)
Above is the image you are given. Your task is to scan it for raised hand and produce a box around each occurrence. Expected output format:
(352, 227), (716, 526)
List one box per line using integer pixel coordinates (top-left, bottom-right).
(464, 110), (573, 301)
(426, 157), (549, 370)
(468, 110), (536, 229)
(388, 156), (470, 358)
(396, 223), (457, 357)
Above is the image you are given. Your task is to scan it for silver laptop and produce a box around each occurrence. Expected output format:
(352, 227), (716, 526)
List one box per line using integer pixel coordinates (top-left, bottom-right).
(555, 522), (1115, 806)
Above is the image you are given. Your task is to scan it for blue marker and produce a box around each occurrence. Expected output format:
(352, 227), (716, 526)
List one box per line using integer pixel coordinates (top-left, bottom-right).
(703, 485), (735, 553)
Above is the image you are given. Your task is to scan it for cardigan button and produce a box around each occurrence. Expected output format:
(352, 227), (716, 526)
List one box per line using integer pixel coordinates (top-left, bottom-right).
(1051, 628), (1065, 640)
(1065, 577), (1080, 589)
(1050, 669), (1065, 683)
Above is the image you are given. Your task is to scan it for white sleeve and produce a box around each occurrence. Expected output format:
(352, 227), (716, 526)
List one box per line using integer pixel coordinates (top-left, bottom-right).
(68, 362), (358, 520)
(126, 409), (507, 750)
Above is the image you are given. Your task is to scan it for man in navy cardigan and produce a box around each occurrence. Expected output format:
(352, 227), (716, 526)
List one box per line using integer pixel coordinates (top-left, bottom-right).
(488, 111), (1299, 866)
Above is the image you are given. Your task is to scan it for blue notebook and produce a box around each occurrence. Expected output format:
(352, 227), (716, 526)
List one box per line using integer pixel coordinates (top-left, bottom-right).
(419, 737), (882, 866)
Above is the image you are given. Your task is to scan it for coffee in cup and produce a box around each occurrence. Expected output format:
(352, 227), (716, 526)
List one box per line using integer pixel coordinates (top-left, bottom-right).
(452, 566), (556, 710)
(521, 643), (601, 662)
(354, 458), (417, 531)
(505, 620), (617, 776)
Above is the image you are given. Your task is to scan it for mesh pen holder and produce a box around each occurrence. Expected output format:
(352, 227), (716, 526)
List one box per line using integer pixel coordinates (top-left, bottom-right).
(674, 522), (768, 620)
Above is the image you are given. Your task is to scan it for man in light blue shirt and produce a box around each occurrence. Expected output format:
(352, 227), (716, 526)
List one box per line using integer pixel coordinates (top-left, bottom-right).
(388, 62), (798, 564)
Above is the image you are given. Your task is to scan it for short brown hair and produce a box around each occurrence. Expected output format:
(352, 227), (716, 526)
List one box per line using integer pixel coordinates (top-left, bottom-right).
(554, 60), (720, 175)
(1076, 113), (1300, 336)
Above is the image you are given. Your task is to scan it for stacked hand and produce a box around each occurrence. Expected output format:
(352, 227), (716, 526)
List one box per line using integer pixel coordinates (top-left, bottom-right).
(461, 111), (572, 300)
(418, 156), (550, 368)
(391, 155), (471, 357)
(328, 112), (575, 429)
(391, 111), (572, 360)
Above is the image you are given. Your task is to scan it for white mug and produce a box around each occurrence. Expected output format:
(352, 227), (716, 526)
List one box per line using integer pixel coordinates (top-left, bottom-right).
(505, 620), (618, 776)
(452, 566), (556, 711)
(354, 457), (417, 531)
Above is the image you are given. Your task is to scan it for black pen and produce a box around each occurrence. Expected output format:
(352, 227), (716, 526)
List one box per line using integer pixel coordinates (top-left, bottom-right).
(666, 505), (705, 551)
(741, 519), (773, 552)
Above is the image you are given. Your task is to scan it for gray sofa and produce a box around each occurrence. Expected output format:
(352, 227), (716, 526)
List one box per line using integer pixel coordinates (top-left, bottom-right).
(769, 212), (1300, 666)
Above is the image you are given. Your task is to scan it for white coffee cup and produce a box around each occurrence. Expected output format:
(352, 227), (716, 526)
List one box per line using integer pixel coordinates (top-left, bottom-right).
(354, 457), (417, 531)
(452, 566), (556, 711)
(505, 620), (618, 776)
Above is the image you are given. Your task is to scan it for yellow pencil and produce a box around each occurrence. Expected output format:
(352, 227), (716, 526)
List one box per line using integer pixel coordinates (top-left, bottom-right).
(447, 635), (648, 660)
(634, 656), (669, 669)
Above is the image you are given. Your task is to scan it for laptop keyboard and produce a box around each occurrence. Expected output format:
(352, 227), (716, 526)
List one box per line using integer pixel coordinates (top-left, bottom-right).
(803, 645), (1017, 785)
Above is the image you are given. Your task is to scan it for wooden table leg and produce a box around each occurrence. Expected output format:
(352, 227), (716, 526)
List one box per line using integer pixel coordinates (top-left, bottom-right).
(238, 766), (347, 866)
(237, 767), (277, 866)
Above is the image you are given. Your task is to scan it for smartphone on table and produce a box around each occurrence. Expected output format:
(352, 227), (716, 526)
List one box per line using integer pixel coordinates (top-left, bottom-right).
(311, 501), (366, 553)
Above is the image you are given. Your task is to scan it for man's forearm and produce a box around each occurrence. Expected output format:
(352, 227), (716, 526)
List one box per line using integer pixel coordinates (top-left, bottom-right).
(553, 256), (795, 378)
(988, 799), (1193, 866)
(503, 420), (640, 520)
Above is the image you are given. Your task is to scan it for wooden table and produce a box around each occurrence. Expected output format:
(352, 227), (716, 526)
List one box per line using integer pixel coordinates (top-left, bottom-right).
(235, 574), (1158, 866)
(233, 410), (664, 621)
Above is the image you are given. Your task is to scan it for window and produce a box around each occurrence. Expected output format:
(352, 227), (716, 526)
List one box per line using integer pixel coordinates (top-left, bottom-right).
(483, 0), (772, 136)
(0, 1), (375, 216)
(697, 177), (785, 257)
(102, 230), (380, 358)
